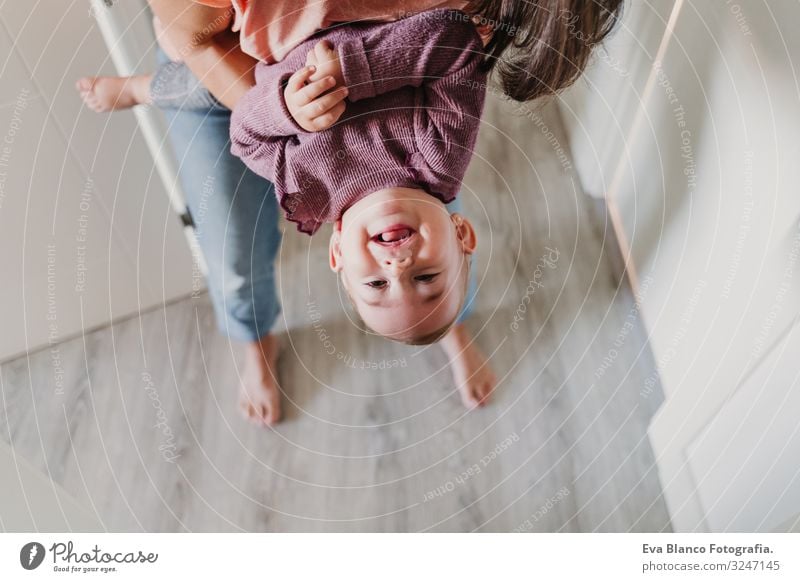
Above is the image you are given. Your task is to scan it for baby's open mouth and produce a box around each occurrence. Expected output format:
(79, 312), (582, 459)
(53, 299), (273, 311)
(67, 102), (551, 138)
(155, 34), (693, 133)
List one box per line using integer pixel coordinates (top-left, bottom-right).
(371, 225), (416, 246)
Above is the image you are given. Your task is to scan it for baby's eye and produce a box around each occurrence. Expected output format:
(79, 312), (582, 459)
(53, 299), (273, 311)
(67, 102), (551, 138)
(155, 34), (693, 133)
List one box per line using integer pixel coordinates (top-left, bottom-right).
(415, 273), (439, 283)
(366, 280), (387, 289)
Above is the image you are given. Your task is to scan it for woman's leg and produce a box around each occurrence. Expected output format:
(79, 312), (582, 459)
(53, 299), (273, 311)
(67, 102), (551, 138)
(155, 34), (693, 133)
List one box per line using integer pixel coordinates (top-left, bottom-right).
(76, 74), (153, 112)
(150, 60), (221, 110)
(161, 86), (284, 425)
(76, 58), (219, 113)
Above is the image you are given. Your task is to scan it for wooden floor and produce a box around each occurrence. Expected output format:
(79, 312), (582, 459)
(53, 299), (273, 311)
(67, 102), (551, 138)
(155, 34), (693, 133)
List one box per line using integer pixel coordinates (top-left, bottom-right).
(0, 98), (672, 532)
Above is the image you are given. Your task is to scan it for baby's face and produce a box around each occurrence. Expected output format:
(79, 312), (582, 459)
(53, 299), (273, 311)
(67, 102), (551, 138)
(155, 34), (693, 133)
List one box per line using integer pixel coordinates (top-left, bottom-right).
(330, 188), (476, 342)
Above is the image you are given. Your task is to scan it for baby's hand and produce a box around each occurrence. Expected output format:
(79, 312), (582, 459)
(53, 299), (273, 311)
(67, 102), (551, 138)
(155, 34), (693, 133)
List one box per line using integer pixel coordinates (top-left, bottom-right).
(284, 41), (347, 132)
(305, 40), (344, 88)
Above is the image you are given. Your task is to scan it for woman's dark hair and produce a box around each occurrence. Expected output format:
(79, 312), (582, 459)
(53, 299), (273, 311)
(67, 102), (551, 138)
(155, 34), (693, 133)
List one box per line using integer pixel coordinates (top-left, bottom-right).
(466, 0), (625, 102)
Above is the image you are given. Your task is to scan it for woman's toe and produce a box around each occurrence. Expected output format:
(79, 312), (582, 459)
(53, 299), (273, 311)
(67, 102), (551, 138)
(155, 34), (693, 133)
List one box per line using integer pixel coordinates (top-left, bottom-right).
(76, 77), (93, 92)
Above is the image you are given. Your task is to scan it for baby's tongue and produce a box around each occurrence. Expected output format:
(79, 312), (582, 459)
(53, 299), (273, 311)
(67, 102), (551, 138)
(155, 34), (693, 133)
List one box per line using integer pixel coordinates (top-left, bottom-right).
(382, 228), (411, 242)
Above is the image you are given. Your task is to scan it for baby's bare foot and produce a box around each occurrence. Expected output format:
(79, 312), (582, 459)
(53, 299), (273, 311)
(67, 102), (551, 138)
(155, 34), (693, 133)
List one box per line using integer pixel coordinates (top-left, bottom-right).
(239, 334), (282, 426)
(75, 75), (151, 112)
(441, 323), (496, 408)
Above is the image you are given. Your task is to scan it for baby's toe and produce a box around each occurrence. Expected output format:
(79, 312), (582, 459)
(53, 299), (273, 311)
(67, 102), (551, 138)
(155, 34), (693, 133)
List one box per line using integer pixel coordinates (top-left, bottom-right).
(461, 388), (480, 409)
(261, 403), (278, 426)
(244, 403), (257, 422)
(250, 408), (266, 426)
(483, 372), (497, 396)
(265, 399), (281, 425)
(239, 398), (259, 424)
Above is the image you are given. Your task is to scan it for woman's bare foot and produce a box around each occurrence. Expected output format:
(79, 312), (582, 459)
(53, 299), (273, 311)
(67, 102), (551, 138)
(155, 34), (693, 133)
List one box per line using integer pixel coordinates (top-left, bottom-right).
(76, 74), (152, 112)
(440, 323), (496, 408)
(239, 334), (282, 426)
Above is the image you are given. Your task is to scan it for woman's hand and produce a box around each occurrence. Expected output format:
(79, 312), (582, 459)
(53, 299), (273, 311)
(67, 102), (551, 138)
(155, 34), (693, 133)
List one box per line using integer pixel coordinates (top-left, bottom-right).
(284, 41), (348, 132)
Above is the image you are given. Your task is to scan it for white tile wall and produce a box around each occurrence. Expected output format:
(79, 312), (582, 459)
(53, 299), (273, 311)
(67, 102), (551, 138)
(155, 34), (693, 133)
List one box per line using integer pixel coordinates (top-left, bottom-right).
(0, 1), (194, 360)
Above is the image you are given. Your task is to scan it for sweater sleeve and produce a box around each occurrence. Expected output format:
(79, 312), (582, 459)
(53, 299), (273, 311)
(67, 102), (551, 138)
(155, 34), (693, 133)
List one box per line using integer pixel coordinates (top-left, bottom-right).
(337, 10), (484, 102)
(337, 10), (487, 181)
(229, 63), (308, 179)
(414, 37), (487, 182)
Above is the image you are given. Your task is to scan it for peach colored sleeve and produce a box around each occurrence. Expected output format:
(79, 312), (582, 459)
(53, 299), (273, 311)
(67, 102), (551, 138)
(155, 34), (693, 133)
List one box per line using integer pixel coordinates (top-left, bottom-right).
(193, 0), (232, 7)
(194, 0), (470, 64)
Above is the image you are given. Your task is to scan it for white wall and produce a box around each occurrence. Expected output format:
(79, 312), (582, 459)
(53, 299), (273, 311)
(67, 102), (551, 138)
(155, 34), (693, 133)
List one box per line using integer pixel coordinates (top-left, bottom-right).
(0, 0), (195, 361)
(0, 440), (101, 530)
(560, 0), (800, 531)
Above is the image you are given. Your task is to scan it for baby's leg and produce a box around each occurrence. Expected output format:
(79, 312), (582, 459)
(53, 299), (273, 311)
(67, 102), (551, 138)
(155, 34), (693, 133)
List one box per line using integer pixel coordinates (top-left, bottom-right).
(76, 74), (152, 112)
(441, 198), (496, 408)
(441, 323), (496, 408)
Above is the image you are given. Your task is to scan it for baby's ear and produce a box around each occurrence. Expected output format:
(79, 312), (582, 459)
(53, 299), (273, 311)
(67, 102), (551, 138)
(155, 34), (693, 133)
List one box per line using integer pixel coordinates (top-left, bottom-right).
(452, 213), (477, 255)
(329, 226), (343, 272)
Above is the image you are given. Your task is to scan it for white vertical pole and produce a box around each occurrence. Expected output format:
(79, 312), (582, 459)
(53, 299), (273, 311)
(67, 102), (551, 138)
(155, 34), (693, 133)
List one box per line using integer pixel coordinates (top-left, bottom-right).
(89, 0), (207, 275)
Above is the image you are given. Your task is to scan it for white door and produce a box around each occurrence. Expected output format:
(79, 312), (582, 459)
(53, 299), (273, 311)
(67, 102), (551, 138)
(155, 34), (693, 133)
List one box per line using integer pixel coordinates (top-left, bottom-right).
(559, 0), (800, 531)
(686, 320), (800, 532)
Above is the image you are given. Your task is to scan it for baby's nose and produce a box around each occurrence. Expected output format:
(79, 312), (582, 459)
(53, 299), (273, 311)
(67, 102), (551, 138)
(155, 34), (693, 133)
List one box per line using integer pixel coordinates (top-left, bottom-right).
(383, 255), (412, 272)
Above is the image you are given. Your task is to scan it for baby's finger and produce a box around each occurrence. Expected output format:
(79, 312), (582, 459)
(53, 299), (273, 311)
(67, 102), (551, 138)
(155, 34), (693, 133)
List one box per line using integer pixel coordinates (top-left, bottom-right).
(314, 40), (335, 63)
(286, 65), (316, 94)
(295, 75), (337, 106)
(304, 86), (348, 118)
(305, 48), (317, 68)
(311, 100), (346, 131)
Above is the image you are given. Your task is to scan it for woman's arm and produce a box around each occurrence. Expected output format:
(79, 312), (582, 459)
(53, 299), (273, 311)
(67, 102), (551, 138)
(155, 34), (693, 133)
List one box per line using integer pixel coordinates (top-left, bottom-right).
(147, 0), (256, 109)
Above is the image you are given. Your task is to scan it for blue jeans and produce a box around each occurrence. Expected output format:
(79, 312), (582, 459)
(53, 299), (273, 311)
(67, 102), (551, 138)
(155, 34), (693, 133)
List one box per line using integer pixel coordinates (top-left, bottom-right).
(157, 57), (475, 341)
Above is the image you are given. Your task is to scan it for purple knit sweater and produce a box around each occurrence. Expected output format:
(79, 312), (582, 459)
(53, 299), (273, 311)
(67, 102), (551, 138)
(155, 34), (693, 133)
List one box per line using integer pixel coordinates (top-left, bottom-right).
(229, 9), (487, 235)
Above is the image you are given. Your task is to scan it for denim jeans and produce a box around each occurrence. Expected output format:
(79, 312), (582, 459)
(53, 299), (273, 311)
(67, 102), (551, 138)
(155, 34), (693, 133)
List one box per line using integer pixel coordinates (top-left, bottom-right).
(156, 56), (475, 341)
(150, 60), (221, 110)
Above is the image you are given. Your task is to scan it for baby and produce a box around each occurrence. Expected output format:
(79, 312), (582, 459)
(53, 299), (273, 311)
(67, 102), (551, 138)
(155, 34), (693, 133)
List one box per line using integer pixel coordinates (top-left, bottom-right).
(229, 11), (486, 344)
(78, 9), (496, 410)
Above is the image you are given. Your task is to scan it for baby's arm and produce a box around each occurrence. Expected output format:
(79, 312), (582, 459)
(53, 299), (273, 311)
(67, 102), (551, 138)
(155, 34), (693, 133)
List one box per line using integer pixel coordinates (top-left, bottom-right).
(409, 24), (487, 176)
(337, 10), (487, 177)
(229, 61), (347, 178)
(337, 10), (484, 102)
(229, 66), (301, 179)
